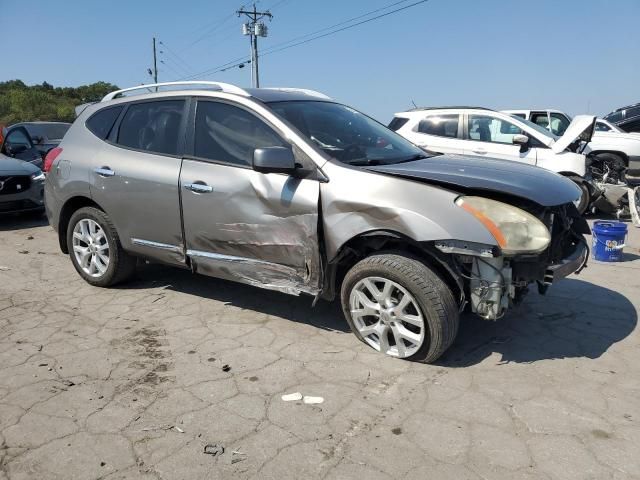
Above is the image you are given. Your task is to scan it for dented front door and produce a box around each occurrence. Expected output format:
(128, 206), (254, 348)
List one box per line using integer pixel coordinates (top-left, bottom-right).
(180, 99), (321, 295)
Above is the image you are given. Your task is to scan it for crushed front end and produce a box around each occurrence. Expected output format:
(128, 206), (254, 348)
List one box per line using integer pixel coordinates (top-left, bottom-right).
(435, 198), (589, 320)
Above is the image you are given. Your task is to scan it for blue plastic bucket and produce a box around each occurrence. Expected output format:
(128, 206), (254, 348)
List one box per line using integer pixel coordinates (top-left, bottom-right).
(592, 221), (628, 262)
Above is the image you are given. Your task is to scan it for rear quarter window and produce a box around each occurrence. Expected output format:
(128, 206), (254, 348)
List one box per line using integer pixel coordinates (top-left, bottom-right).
(417, 114), (459, 138)
(116, 100), (184, 156)
(86, 106), (124, 140)
(388, 117), (409, 131)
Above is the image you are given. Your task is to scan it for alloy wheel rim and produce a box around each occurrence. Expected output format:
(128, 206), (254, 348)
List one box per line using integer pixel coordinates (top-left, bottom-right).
(349, 276), (425, 358)
(72, 219), (110, 278)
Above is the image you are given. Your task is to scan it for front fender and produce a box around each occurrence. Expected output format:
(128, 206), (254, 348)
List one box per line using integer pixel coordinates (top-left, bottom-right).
(320, 162), (499, 261)
(538, 152), (587, 177)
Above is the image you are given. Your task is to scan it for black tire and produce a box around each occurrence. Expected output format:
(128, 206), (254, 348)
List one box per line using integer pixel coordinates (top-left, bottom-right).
(340, 253), (459, 363)
(569, 177), (591, 215)
(66, 207), (136, 287)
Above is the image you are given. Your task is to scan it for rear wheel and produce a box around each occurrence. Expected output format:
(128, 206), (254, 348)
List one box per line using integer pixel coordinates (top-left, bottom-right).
(340, 253), (459, 363)
(67, 207), (136, 287)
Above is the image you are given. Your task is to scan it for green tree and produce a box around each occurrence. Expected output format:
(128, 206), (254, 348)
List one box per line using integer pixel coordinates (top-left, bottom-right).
(0, 80), (119, 125)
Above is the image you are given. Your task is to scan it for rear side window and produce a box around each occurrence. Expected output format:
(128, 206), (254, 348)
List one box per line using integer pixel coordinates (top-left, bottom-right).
(388, 117), (409, 131)
(86, 106), (123, 140)
(531, 113), (550, 130)
(417, 114), (459, 138)
(194, 101), (286, 166)
(116, 100), (184, 155)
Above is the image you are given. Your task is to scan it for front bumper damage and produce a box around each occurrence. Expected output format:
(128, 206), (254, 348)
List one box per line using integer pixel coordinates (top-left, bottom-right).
(438, 203), (589, 320)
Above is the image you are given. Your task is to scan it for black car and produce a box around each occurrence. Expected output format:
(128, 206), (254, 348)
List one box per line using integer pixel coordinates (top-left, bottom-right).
(604, 102), (640, 133)
(0, 155), (46, 214)
(1, 122), (71, 169)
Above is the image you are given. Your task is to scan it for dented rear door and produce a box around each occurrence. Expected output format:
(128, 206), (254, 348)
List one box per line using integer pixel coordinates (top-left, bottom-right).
(180, 99), (321, 295)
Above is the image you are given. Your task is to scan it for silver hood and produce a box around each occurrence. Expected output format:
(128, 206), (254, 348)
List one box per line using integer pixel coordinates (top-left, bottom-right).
(366, 154), (582, 207)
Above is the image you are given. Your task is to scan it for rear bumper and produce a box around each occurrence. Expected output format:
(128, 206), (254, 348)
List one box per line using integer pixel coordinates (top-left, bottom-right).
(546, 241), (588, 282)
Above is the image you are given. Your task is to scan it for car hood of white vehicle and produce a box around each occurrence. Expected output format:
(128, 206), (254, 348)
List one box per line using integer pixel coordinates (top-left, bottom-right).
(551, 115), (597, 154)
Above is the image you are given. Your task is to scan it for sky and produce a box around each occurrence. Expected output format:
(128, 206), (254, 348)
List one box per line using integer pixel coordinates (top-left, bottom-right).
(2, 0), (639, 122)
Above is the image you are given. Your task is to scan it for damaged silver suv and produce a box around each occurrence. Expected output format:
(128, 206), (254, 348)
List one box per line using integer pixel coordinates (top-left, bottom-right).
(45, 82), (589, 363)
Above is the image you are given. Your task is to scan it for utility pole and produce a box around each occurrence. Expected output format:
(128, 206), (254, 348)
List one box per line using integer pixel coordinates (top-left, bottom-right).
(152, 37), (158, 88)
(237, 4), (272, 88)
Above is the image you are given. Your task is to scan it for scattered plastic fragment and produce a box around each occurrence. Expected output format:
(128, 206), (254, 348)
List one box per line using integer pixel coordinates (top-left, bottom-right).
(303, 396), (324, 405)
(174, 426), (184, 433)
(204, 444), (224, 457)
(231, 448), (248, 464)
(281, 392), (303, 402)
(222, 364), (231, 372)
(0, 266), (10, 271)
(26, 235), (34, 240)
(18, 250), (29, 254)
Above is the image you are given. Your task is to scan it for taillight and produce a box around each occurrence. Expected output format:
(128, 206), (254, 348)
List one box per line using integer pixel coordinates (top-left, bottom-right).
(44, 147), (63, 173)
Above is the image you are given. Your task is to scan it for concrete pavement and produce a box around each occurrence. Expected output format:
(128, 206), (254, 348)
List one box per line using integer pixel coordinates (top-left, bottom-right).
(1, 214), (639, 479)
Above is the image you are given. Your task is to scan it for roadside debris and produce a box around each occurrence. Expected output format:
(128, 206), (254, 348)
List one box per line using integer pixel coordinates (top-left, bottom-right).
(231, 448), (248, 464)
(281, 392), (324, 404)
(26, 235), (34, 240)
(281, 392), (303, 402)
(0, 266), (10, 271)
(17, 250), (29, 254)
(203, 444), (224, 457)
(174, 426), (184, 433)
(222, 364), (231, 372)
(303, 396), (324, 405)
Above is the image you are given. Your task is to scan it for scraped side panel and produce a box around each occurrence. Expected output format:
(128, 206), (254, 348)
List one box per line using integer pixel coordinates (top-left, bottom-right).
(180, 160), (321, 295)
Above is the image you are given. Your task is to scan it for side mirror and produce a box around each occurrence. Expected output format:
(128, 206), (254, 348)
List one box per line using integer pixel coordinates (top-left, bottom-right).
(512, 134), (529, 146)
(253, 147), (296, 174)
(6, 144), (28, 156)
(512, 134), (530, 152)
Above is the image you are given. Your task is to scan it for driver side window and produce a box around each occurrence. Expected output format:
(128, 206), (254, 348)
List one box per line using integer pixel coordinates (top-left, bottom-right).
(468, 115), (521, 144)
(194, 101), (286, 167)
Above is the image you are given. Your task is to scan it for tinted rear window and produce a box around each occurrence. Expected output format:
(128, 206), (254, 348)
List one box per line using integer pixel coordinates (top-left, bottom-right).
(86, 106), (123, 140)
(417, 114), (459, 138)
(24, 123), (70, 141)
(116, 100), (184, 155)
(388, 117), (409, 131)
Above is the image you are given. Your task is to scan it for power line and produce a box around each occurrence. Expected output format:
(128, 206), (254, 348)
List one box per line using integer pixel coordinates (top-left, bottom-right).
(263, 0), (413, 55)
(159, 40), (193, 74)
(264, 0), (431, 57)
(237, 3), (273, 87)
(182, 2), (252, 50)
(182, 0), (430, 80)
(160, 60), (186, 78)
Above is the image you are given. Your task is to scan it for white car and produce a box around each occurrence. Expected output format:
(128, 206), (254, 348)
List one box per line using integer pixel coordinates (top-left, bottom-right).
(505, 109), (640, 174)
(390, 107), (596, 212)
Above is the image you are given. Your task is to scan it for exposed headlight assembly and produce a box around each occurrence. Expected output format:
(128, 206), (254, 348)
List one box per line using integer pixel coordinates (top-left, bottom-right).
(31, 171), (46, 182)
(456, 196), (551, 254)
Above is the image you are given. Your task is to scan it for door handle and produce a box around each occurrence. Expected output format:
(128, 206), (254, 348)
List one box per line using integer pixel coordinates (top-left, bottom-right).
(95, 167), (115, 177)
(184, 183), (213, 193)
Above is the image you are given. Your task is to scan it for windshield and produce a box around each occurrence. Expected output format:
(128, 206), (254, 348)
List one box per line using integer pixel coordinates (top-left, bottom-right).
(268, 101), (429, 165)
(23, 123), (70, 141)
(509, 115), (558, 140)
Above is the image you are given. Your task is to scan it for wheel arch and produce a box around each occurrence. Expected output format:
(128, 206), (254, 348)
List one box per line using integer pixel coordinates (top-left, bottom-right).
(57, 196), (105, 254)
(320, 229), (463, 305)
(589, 150), (629, 166)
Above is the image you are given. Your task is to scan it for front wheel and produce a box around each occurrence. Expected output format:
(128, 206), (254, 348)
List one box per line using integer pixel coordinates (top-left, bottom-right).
(67, 207), (136, 287)
(340, 253), (459, 363)
(570, 177), (591, 215)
